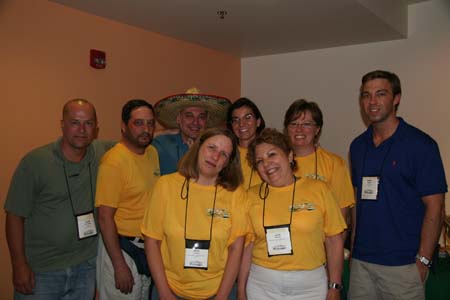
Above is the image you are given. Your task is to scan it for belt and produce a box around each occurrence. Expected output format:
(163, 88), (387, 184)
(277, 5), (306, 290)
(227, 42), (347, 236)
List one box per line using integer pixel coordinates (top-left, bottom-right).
(121, 236), (145, 244)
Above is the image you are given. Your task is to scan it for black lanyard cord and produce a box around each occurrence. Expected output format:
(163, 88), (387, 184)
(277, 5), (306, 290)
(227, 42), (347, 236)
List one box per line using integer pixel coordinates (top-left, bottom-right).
(261, 176), (296, 228)
(63, 163), (94, 216)
(182, 178), (218, 242)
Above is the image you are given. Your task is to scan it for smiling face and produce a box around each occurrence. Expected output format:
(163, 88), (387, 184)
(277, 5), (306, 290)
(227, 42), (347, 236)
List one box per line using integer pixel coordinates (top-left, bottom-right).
(177, 106), (208, 143)
(286, 110), (320, 156)
(230, 106), (261, 147)
(360, 78), (400, 126)
(255, 142), (294, 187)
(196, 134), (233, 185)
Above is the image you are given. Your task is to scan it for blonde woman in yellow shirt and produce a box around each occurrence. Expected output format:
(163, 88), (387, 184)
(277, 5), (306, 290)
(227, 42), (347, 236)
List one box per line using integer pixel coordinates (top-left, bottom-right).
(142, 128), (247, 300)
(226, 98), (265, 190)
(238, 128), (346, 300)
(284, 99), (354, 225)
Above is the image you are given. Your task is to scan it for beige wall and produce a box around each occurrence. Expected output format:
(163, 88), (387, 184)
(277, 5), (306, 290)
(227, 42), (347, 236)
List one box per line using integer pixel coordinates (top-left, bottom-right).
(0, 0), (240, 298)
(242, 0), (450, 210)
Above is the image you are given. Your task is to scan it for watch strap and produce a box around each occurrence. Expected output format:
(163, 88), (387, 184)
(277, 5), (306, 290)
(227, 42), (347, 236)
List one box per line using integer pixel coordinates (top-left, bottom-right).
(328, 282), (343, 290)
(416, 254), (432, 268)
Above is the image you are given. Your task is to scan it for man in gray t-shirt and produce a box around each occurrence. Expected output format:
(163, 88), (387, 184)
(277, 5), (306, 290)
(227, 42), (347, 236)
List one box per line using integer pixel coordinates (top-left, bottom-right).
(4, 99), (113, 299)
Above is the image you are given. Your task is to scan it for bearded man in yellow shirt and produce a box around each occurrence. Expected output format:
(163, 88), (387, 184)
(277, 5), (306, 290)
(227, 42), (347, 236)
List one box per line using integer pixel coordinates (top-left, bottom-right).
(95, 99), (160, 300)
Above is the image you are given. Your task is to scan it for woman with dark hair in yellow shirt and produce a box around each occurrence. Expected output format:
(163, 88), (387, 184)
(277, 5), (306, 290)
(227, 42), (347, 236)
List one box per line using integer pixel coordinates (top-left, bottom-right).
(142, 128), (247, 300)
(238, 128), (346, 300)
(226, 97), (265, 190)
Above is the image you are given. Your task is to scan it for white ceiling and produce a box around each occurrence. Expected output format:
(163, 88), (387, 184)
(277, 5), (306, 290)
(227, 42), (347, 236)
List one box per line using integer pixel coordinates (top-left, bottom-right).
(51, 0), (428, 58)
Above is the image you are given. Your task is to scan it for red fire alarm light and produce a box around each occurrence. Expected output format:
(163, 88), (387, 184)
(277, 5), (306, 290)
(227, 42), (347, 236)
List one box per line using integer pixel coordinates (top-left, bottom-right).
(90, 49), (106, 69)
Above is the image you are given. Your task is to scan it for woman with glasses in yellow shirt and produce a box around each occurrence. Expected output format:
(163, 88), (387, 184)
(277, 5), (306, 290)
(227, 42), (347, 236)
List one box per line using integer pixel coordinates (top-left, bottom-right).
(226, 98), (265, 190)
(284, 99), (354, 226)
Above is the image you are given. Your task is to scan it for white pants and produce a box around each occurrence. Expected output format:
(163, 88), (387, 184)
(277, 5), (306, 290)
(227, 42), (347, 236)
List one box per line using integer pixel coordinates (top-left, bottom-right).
(247, 264), (327, 300)
(97, 237), (151, 300)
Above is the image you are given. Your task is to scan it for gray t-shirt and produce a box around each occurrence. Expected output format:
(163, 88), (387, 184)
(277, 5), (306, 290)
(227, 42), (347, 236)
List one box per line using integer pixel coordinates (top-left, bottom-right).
(4, 139), (114, 272)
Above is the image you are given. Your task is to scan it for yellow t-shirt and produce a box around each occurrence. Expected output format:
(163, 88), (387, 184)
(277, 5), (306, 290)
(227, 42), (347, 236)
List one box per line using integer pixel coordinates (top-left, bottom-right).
(295, 147), (355, 209)
(247, 177), (346, 270)
(239, 146), (262, 190)
(95, 143), (160, 237)
(141, 173), (247, 299)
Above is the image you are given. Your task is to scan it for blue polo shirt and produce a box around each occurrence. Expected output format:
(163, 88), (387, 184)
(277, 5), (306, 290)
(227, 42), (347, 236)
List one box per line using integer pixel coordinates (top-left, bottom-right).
(350, 118), (447, 266)
(152, 133), (189, 175)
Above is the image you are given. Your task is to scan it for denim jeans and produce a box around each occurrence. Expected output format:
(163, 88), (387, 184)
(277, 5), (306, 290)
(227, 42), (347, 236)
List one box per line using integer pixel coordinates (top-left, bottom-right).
(14, 257), (96, 300)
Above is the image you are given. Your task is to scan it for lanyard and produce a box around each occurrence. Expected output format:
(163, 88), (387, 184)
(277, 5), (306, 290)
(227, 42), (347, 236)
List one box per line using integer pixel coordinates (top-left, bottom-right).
(181, 178), (217, 241)
(63, 163), (94, 216)
(314, 147), (318, 180)
(260, 176), (296, 228)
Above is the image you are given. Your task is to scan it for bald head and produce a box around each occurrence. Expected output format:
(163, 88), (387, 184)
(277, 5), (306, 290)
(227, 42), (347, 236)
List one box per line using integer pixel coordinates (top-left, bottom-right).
(62, 99), (97, 121)
(60, 99), (99, 157)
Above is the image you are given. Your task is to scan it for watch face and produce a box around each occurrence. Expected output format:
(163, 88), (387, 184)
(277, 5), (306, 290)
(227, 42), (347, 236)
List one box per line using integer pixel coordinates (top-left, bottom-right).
(329, 283), (343, 290)
(416, 254), (432, 267)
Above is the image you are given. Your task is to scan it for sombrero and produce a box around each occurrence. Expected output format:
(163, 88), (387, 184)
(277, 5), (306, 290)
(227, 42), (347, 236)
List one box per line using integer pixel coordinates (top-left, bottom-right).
(154, 88), (231, 129)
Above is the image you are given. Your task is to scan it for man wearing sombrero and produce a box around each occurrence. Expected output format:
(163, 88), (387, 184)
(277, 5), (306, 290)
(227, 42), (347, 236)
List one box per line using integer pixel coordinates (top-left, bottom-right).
(153, 88), (231, 175)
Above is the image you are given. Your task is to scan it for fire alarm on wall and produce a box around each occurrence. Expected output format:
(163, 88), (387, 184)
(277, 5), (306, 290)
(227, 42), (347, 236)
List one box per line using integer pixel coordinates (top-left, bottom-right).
(90, 49), (106, 69)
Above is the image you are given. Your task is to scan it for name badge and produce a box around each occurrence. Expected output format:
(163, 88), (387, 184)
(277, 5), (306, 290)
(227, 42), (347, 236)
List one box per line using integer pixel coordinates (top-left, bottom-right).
(265, 225), (293, 256)
(361, 176), (379, 200)
(76, 211), (97, 240)
(184, 239), (210, 270)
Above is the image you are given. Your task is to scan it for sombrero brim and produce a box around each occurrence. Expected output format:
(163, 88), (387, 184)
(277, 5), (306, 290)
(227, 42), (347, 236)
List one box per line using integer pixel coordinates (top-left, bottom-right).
(154, 93), (231, 129)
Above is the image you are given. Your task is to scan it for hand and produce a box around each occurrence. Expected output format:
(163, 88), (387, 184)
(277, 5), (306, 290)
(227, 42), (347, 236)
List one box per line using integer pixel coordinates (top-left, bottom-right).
(415, 260), (429, 283)
(326, 288), (340, 300)
(113, 263), (135, 294)
(12, 262), (35, 294)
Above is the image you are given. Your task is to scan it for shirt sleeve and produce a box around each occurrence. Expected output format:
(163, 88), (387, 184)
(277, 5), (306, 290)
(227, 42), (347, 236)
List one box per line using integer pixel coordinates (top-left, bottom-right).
(141, 177), (166, 240)
(415, 139), (447, 196)
(321, 184), (347, 236)
(4, 157), (37, 217)
(95, 154), (125, 208)
(329, 156), (355, 208)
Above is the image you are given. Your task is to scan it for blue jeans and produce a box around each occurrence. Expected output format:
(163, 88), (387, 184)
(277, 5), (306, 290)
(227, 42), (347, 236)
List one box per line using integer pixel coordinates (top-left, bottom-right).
(14, 257), (96, 300)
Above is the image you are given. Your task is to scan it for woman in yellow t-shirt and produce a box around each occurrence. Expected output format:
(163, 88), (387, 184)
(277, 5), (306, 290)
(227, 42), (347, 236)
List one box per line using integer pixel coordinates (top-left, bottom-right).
(284, 99), (355, 224)
(142, 128), (247, 300)
(226, 98), (265, 190)
(238, 128), (346, 300)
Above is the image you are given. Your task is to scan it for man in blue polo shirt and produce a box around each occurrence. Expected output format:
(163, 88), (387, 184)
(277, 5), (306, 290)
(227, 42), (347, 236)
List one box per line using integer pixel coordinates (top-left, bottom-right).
(348, 70), (447, 300)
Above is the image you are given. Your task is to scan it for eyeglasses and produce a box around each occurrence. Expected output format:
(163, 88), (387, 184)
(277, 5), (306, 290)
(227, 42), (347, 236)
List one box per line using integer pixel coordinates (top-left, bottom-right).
(287, 121), (317, 130)
(230, 113), (256, 125)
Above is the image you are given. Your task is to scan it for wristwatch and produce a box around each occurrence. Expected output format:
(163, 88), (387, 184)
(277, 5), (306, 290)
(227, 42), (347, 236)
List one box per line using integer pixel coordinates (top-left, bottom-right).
(416, 254), (432, 268)
(328, 282), (343, 290)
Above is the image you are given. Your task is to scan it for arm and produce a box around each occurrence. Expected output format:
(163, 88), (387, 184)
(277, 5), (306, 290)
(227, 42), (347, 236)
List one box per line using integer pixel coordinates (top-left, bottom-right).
(216, 236), (245, 300)
(5, 213), (35, 294)
(350, 188), (357, 255)
(325, 233), (344, 300)
(340, 206), (350, 244)
(416, 193), (444, 282)
(144, 237), (177, 300)
(98, 205), (134, 294)
(237, 242), (254, 300)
